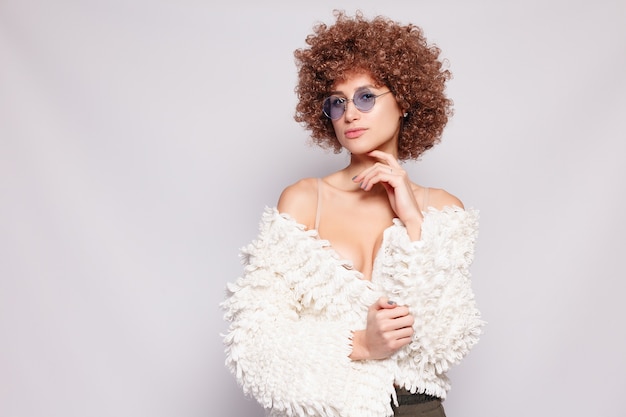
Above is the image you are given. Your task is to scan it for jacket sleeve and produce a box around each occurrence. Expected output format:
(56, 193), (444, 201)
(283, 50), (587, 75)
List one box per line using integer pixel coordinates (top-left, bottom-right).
(377, 208), (485, 397)
(221, 208), (381, 416)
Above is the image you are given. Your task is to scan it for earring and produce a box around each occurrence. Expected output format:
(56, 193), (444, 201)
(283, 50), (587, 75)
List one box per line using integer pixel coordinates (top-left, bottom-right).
(403, 112), (408, 118)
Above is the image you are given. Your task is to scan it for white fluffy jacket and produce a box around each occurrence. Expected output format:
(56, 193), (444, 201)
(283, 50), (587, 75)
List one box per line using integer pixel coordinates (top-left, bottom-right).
(222, 206), (484, 417)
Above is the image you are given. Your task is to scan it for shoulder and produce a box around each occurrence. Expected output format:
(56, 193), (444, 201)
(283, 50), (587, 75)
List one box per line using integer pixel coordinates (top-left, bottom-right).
(277, 177), (319, 229)
(418, 185), (465, 211)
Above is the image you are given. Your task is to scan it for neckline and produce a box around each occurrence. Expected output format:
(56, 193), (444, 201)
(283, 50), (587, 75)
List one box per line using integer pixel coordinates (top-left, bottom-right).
(273, 206), (467, 281)
(311, 222), (397, 281)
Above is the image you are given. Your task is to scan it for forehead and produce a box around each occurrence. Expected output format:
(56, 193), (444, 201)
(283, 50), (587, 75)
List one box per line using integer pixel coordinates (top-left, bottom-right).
(331, 71), (381, 91)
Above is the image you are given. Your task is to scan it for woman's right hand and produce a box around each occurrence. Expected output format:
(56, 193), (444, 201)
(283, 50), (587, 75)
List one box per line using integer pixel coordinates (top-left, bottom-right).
(350, 297), (414, 360)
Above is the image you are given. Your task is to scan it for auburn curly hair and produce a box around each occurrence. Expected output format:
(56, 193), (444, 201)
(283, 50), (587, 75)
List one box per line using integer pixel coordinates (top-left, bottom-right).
(294, 10), (453, 161)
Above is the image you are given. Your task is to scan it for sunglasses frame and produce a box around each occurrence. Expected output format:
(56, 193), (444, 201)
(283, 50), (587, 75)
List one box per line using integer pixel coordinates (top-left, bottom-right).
(322, 89), (392, 120)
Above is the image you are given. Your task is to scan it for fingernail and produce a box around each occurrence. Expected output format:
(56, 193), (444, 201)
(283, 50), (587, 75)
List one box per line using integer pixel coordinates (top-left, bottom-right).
(388, 300), (396, 305)
(352, 175), (357, 181)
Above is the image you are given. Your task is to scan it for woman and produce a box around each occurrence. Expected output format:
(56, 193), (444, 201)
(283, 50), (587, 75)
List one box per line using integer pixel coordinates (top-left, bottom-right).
(222, 10), (484, 417)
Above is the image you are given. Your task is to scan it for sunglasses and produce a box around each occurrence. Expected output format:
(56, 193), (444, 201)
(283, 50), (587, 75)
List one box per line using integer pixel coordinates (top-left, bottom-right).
(322, 88), (392, 120)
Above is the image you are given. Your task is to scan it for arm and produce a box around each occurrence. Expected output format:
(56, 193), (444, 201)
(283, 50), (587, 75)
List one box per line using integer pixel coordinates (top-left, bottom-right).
(377, 207), (484, 394)
(350, 298), (414, 361)
(221, 208), (372, 416)
(278, 179), (415, 363)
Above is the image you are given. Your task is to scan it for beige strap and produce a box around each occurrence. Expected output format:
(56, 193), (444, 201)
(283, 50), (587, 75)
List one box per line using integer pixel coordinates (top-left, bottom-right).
(422, 187), (429, 211)
(315, 178), (322, 230)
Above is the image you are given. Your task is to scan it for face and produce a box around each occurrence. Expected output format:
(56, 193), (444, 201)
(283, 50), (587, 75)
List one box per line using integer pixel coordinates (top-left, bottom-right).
(327, 73), (403, 157)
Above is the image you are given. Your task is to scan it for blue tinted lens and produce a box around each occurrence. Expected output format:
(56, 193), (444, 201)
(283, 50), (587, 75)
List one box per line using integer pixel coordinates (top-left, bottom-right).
(354, 90), (376, 111)
(323, 96), (346, 120)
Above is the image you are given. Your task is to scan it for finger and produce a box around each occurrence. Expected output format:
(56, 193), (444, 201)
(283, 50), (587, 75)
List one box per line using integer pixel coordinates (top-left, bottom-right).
(389, 324), (414, 338)
(358, 156), (406, 189)
(390, 327), (414, 345)
(392, 313), (415, 329)
(379, 305), (411, 320)
(359, 167), (399, 191)
(382, 327), (414, 351)
(368, 150), (403, 169)
(377, 296), (398, 309)
(375, 310), (411, 330)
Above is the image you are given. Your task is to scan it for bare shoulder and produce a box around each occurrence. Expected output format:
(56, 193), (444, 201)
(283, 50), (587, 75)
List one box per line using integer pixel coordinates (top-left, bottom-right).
(422, 186), (465, 211)
(276, 177), (319, 229)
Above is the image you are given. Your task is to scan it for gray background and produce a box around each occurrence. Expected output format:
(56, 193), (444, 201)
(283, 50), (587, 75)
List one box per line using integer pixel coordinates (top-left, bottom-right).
(1, 1), (625, 416)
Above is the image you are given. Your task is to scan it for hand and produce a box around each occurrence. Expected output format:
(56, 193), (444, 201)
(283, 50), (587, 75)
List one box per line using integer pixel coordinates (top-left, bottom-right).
(350, 297), (414, 360)
(352, 150), (424, 238)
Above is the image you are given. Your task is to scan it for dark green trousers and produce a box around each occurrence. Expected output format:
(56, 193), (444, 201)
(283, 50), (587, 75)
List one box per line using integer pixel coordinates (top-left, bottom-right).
(392, 400), (446, 416)
(392, 387), (447, 417)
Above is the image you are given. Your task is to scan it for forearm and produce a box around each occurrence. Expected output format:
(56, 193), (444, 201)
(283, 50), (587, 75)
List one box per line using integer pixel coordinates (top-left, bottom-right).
(349, 330), (368, 360)
(402, 216), (423, 241)
(378, 209), (484, 368)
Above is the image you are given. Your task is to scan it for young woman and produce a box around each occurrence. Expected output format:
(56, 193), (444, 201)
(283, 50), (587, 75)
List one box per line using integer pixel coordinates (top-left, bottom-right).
(222, 11), (484, 417)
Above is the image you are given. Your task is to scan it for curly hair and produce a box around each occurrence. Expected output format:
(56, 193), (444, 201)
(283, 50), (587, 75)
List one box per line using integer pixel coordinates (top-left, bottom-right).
(294, 10), (453, 161)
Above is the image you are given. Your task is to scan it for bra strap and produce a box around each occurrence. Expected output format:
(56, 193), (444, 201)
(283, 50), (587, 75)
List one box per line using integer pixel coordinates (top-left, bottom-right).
(315, 178), (322, 230)
(422, 187), (430, 211)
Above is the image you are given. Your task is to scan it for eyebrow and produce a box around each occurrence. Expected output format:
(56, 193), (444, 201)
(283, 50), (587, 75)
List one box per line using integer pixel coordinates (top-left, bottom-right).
(329, 84), (378, 95)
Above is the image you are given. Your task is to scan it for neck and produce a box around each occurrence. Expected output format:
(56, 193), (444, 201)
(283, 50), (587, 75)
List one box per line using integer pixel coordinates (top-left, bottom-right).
(347, 149), (397, 171)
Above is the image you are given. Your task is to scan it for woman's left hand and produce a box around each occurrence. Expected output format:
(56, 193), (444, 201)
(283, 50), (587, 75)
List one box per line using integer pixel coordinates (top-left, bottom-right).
(353, 150), (423, 237)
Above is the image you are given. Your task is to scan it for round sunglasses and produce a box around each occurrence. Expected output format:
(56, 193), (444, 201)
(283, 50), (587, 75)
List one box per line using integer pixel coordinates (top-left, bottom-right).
(322, 88), (392, 120)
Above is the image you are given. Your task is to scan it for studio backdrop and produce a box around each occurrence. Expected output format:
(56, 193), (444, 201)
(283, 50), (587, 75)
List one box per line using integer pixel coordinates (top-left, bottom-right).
(1, 1), (625, 416)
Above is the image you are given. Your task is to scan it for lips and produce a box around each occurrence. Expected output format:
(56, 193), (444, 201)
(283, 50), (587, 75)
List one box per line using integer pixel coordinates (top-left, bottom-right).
(344, 128), (366, 139)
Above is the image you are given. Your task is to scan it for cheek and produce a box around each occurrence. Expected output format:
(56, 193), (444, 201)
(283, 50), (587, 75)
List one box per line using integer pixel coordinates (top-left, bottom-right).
(376, 102), (402, 122)
(330, 120), (341, 136)
(380, 110), (403, 130)
(330, 121), (346, 144)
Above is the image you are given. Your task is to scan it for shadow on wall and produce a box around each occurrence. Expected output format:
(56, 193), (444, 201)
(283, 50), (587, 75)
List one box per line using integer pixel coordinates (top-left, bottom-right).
(219, 386), (264, 416)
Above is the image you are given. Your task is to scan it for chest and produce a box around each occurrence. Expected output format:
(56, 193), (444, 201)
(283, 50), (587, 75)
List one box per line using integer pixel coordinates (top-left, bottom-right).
(317, 194), (394, 280)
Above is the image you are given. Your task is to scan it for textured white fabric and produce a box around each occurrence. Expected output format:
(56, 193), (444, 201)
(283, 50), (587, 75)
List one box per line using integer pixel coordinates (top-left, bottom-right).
(221, 206), (484, 417)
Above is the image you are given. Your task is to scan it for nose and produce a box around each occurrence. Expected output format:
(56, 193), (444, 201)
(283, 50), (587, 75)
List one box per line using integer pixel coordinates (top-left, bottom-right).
(343, 99), (360, 121)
